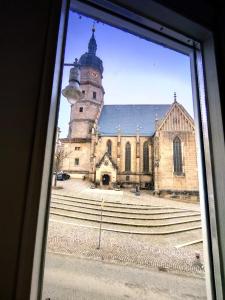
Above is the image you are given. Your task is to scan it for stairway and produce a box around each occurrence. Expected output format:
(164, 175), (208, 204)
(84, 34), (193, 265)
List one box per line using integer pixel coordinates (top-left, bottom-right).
(50, 193), (202, 235)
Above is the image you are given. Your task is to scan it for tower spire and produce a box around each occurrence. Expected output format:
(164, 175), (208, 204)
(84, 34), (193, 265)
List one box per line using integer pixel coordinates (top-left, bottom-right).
(88, 24), (97, 55)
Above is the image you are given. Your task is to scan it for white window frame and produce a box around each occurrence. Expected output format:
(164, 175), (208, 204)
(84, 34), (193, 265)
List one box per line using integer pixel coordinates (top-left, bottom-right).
(31, 1), (225, 299)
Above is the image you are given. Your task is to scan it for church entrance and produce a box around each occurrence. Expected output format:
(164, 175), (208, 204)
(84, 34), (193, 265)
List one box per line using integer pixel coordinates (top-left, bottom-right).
(102, 174), (110, 185)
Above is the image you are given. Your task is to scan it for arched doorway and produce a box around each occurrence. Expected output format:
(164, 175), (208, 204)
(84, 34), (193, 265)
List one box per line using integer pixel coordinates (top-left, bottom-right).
(102, 174), (110, 185)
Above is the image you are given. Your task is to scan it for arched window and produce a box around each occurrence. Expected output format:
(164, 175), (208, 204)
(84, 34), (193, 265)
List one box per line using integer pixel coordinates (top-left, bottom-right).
(143, 141), (149, 173)
(173, 137), (182, 174)
(107, 140), (112, 156)
(125, 142), (131, 172)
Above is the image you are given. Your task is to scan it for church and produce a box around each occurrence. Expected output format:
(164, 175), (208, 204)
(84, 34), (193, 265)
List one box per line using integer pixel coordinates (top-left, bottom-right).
(60, 28), (199, 199)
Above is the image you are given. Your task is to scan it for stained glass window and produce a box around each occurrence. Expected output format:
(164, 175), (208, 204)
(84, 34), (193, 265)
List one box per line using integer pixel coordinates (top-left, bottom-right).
(125, 142), (131, 171)
(143, 141), (149, 173)
(173, 136), (182, 174)
(107, 140), (112, 155)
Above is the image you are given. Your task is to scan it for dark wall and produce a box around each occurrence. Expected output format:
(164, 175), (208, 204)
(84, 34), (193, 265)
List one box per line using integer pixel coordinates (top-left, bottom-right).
(0, 0), (224, 299)
(0, 1), (63, 299)
(110, 0), (216, 29)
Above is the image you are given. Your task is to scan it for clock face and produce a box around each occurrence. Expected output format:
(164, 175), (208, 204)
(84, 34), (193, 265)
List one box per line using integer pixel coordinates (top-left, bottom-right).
(88, 71), (98, 78)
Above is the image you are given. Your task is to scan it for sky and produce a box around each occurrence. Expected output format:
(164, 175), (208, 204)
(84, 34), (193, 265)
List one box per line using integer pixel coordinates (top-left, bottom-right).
(58, 10), (194, 138)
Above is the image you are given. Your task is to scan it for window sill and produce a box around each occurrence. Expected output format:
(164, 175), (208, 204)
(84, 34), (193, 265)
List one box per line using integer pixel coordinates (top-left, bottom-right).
(173, 172), (185, 177)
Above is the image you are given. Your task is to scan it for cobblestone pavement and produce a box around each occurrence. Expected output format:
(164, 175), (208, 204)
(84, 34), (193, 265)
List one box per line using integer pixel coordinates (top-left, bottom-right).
(48, 180), (205, 276)
(47, 217), (205, 277)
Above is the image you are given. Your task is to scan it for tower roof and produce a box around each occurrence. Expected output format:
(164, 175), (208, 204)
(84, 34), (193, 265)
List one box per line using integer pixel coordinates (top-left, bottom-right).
(79, 27), (103, 74)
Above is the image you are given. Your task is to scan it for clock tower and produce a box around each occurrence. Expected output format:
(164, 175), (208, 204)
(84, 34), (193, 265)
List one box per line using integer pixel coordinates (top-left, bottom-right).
(68, 27), (104, 139)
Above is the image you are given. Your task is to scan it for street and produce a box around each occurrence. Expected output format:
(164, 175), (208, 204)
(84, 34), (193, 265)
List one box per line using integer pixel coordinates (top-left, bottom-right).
(42, 253), (207, 300)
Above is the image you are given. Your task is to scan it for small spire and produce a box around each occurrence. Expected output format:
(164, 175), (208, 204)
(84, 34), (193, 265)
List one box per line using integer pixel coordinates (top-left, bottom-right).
(92, 21), (96, 33)
(88, 23), (97, 54)
(174, 92), (177, 102)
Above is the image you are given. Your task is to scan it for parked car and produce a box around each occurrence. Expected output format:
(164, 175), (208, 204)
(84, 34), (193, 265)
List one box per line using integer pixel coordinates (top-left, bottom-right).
(56, 171), (70, 181)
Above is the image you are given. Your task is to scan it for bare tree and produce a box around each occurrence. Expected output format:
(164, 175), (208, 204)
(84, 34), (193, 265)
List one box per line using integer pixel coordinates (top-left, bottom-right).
(53, 146), (71, 187)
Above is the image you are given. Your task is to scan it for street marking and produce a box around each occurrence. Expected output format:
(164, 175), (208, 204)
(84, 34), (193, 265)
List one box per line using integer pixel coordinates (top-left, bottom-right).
(175, 239), (203, 249)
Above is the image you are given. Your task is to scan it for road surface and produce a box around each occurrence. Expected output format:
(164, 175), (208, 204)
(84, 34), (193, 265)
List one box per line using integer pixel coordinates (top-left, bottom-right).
(42, 253), (207, 300)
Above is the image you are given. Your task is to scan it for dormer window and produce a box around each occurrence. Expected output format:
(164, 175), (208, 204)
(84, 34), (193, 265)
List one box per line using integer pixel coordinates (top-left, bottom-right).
(93, 91), (96, 99)
(79, 107), (83, 112)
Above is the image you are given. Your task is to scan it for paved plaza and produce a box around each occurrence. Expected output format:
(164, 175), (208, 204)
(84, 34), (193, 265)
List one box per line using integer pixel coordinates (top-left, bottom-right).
(47, 179), (204, 275)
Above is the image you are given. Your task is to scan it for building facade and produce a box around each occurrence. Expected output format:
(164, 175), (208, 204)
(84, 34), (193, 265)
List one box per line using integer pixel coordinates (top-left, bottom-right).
(60, 28), (199, 199)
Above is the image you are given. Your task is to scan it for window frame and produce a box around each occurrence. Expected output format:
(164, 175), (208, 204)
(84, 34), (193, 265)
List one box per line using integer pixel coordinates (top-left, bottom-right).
(29, 1), (225, 299)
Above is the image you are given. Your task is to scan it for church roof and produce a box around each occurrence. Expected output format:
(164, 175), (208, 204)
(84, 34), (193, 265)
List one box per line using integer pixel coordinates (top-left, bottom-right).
(98, 104), (171, 136)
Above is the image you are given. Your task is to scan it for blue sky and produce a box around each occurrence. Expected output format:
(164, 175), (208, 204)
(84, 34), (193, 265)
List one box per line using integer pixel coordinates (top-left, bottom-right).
(58, 10), (193, 137)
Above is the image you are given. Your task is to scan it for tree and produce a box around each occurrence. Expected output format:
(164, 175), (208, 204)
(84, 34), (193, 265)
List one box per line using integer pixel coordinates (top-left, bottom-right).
(53, 145), (71, 187)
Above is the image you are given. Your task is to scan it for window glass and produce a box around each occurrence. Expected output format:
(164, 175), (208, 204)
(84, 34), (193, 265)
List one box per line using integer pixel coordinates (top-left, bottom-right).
(43, 8), (207, 300)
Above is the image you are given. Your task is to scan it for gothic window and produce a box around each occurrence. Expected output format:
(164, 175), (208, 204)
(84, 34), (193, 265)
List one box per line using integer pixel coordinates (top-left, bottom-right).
(143, 141), (149, 173)
(79, 107), (83, 112)
(125, 142), (131, 172)
(107, 139), (112, 156)
(82, 90), (85, 95)
(173, 136), (182, 174)
(93, 91), (96, 99)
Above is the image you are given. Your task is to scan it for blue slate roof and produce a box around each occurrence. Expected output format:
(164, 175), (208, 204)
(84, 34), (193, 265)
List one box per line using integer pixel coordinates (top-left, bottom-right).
(98, 104), (171, 136)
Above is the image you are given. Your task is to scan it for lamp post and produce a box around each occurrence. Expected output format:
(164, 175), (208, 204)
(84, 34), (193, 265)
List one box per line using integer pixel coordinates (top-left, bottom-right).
(62, 58), (83, 105)
(62, 58), (83, 173)
(97, 197), (105, 249)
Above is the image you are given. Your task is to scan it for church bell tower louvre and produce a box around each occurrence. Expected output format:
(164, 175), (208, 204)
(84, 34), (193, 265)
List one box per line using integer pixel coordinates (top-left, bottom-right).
(68, 26), (105, 140)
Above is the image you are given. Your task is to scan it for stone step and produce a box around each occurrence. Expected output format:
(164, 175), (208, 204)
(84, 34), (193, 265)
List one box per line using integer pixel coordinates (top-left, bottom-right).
(51, 196), (196, 215)
(50, 207), (201, 229)
(51, 201), (201, 221)
(50, 213), (201, 235)
(51, 194), (192, 211)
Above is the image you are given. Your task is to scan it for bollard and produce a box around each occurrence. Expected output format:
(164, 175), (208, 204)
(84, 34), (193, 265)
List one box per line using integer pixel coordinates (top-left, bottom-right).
(195, 251), (200, 261)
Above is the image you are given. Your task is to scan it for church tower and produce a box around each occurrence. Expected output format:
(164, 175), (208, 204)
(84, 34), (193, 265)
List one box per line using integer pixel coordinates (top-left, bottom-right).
(68, 27), (104, 139)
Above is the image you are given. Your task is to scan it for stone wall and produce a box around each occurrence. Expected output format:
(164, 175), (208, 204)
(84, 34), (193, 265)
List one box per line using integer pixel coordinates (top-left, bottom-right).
(155, 131), (199, 192)
(61, 141), (91, 174)
(94, 135), (153, 185)
(70, 102), (100, 138)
